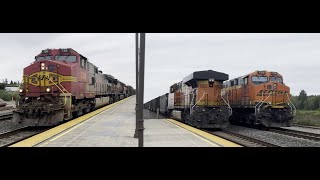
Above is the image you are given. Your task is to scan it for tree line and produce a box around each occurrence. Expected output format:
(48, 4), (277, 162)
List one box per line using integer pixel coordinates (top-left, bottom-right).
(0, 82), (19, 90)
(0, 78), (20, 89)
(291, 90), (320, 110)
(1, 78), (20, 85)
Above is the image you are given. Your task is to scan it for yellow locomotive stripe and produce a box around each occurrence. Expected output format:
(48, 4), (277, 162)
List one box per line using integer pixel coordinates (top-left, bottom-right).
(9, 97), (132, 147)
(166, 119), (242, 147)
(25, 71), (77, 87)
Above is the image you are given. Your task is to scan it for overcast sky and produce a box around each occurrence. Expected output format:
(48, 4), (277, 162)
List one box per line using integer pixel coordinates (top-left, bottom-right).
(0, 33), (318, 102)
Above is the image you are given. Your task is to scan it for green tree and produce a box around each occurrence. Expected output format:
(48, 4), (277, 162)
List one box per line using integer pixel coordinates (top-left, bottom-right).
(10, 80), (13, 84)
(304, 96), (314, 110)
(291, 95), (298, 107)
(298, 90), (307, 101)
(0, 83), (6, 90)
(297, 90), (308, 109)
(313, 96), (320, 110)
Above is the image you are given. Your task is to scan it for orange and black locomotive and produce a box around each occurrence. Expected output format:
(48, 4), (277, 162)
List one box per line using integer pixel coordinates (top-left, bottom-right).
(222, 70), (295, 128)
(145, 70), (232, 129)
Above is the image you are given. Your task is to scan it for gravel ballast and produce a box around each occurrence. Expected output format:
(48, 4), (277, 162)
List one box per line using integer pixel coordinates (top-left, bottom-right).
(226, 125), (320, 147)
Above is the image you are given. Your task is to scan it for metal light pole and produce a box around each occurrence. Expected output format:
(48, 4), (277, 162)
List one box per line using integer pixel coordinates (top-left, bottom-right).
(134, 33), (139, 138)
(137, 33), (145, 147)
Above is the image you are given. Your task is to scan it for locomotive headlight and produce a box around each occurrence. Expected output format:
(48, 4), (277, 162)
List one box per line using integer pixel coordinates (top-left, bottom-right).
(46, 87), (51, 92)
(273, 83), (277, 89)
(41, 63), (45, 70)
(60, 48), (69, 53)
(19, 89), (23, 93)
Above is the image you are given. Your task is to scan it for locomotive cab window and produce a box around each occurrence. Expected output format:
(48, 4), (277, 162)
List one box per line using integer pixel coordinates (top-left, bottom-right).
(80, 58), (87, 69)
(270, 76), (283, 84)
(227, 81), (231, 87)
(239, 78), (244, 86)
(243, 77), (248, 86)
(55, 55), (77, 62)
(80, 56), (88, 69)
(36, 56), (53, 61)
(170, 87), (174, 93)
(251, 76), (268, 85)
(234, 79), (238, 86)
(91, 77), (95, 85)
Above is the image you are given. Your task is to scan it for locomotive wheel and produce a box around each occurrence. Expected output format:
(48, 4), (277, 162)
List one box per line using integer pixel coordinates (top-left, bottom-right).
(77, 109), (83, 116)
(84, 107), (90, 114)
(84, 107), (90, 113)
(72, 111), (78, 118)
(72, 110), (82, 118)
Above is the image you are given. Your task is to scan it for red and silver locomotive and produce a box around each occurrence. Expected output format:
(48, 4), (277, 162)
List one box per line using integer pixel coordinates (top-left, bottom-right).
(13, 48), (134, 126)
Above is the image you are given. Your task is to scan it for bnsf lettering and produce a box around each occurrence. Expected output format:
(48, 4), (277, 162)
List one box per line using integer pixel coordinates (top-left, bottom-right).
(38, 75), (46, 80)
(257, 90), (285, 96)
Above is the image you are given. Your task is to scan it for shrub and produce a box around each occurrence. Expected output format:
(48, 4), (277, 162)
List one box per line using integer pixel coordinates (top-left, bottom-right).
(0, 90), (20, 101)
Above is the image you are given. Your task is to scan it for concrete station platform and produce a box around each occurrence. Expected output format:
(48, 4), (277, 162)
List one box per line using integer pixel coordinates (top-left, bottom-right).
(11, 96), (240, 147)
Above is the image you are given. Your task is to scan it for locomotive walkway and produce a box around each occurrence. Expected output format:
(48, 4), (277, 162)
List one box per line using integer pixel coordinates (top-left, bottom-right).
(10, 96), (240, 147)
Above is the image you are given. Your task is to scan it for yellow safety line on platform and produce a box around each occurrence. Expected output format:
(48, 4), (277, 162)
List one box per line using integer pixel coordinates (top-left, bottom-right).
(10, 97), (132, 147)
(164, 120), (220, 146)
(38, 105), (120, 147)
(166, 119), (242, 147)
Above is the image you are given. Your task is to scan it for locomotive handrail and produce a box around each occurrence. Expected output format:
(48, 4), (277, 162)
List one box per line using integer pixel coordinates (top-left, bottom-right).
(45, 76), (68, 106)
(286, 93), (296, 115)
(254, 91), (265, 114)
(191, 92), (206, 111)
(255, 93), (271, 115)
(189, 93), (195, 116)
(221, 93), (232, 116)
(258, 93), (271, 112)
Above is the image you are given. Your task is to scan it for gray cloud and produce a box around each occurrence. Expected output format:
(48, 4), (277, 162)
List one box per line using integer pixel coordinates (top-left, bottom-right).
(0, 33), (318, 102)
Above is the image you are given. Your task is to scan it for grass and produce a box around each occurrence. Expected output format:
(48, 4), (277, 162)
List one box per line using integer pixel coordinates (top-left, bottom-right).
(293, 110), (320, 127)
(0, 90), (20, 101)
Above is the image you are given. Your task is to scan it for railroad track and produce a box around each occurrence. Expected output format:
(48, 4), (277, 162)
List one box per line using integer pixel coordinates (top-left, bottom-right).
(205, 129), (280, 147)
(0, 113), (13, 121)
(270, 128), (320, 142)
(166, 115), (280, 147)
(0, 127), (49, 147)
(0, 108), (14, 121)
(293, 124), (320, 130)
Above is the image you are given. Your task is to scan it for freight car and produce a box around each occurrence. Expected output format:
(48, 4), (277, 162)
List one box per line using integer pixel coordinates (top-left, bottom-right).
(159, 93), (168, 116)
(145, 70), (232, 129)
(150, 96), (160, 112)
(222, 70), (295, 128)
(144, 93), (168, 116)
(126, 85), (135, 97)
(13, 48), (134, 126)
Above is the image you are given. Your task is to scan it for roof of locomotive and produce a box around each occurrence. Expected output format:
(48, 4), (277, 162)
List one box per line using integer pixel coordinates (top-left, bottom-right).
(225, 70), (283, 83)
(37, 48), (87, 59)
(183, 70), (229, 84)
(38, 48), (134, 87)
